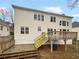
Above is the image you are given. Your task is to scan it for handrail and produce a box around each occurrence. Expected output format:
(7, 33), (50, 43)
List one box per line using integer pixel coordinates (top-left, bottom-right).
(34, 32), (48, 49)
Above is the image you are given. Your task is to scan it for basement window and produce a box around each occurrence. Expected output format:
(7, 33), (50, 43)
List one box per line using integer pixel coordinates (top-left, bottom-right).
(62, 21), (66, 26)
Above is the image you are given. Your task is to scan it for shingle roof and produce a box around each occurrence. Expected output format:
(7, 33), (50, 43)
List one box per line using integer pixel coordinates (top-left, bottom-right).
(72, 22), (79, 28)
(12, 4), (73, 18)
(0, 19), (9, 27)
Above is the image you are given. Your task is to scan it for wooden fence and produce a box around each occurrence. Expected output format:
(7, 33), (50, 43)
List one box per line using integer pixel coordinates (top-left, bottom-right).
(0, 35), (14, 53)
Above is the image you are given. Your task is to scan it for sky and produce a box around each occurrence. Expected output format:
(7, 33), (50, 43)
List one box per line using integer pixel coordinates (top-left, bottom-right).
(0, 0), (79, 22)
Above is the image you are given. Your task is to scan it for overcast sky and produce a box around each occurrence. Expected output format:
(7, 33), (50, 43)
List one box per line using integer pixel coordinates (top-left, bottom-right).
(0, 0), (79, 22)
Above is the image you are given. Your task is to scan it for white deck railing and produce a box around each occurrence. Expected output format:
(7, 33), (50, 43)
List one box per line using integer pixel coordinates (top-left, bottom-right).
(48, 31), (77, 40)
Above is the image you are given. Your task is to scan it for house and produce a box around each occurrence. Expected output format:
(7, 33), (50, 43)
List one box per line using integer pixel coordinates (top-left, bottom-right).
(0, 19), (10, 36)
(12, 5), (73, 47)
(72, 22), (79, 40)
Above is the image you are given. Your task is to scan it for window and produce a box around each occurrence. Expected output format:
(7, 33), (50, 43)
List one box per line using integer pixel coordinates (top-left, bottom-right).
(47, 28), (53, 34)
(54, 17), (56, 22)
(54, 29), (56, 34)
(50, 16), (56, 22)
(34, 13), (44, 21)
(50, 16), (53, 22)
(67, 22), (69, 26)
(63, 29), (66, 32)
(51, 29), (53, 32)
(60, 21), (62, 25)
(63, 21), (66, 26)
(67, 29), (69, 32)
(60, 29), (62, 32)
(41, 15), (44, 21)
(34, 14), (37, 20)
(21, 27), (29, 34)
(0, 26), (3, 31)
(21, 27), (24, 34)
(38, 26), (41, 31)
(60, 21), (69, 26)
(25, 27), (29, 34)
(38, 14), (40, 20)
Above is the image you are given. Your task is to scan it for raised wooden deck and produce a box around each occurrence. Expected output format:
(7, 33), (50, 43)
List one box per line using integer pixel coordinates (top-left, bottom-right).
(0, 44), (38, 59)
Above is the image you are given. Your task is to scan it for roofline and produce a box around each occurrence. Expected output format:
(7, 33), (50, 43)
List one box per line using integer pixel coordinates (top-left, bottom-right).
(12, 4), (73, 18)
(0, 19), (10, 27)
(72, 26), (79, 28)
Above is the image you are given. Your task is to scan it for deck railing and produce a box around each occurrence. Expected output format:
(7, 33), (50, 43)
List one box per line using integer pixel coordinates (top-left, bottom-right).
(48, 31), (77, 40)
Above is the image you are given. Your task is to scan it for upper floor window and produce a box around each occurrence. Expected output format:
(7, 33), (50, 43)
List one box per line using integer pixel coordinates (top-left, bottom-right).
(50, 16), (53, 22)
(38, 14), (40, 20)
(41, 15), (44, 21)
(54, 17), (56, 22)
(60, 21), (62, 25)
(34, 13), (44, 21)
(59, 20), (69, 27)
(67, 22), (69, 26)
(50, 16), (56, 22)
(34, 14), (37, 20)
(63, 21), (66, 26)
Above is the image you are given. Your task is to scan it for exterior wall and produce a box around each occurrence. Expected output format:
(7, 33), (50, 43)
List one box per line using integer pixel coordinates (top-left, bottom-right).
(72, 27), (79, 40)
(14, 7), (72, 45)
(0, 24), (10, 36)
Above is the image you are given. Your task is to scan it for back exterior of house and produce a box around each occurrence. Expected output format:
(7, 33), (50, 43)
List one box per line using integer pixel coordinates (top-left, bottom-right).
(13, 5), (73, 45)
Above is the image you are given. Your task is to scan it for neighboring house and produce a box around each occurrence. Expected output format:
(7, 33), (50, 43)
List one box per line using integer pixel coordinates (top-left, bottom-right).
(72, 22), (79, 40)
(0, 19), (10, 36)
(12, 5), (73, 45)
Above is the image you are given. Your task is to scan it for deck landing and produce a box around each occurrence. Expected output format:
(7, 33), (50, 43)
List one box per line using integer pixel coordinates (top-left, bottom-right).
(3, 44), (36, 54)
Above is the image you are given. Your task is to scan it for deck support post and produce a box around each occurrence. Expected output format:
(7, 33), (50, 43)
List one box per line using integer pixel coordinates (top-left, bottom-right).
(75, 38), (77, 52)
(64, 39), (67, 52)
(50, 40), (53, 53)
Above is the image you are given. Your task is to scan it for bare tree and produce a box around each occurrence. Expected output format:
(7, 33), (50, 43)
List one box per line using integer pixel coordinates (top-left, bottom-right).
(67, 0), (79, 9)
(0, 8), (8, 20)
(8, 8), (14, 23)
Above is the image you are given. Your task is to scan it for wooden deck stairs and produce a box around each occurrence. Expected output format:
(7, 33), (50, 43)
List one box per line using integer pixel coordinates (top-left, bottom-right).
(0, 49), (38, 59)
